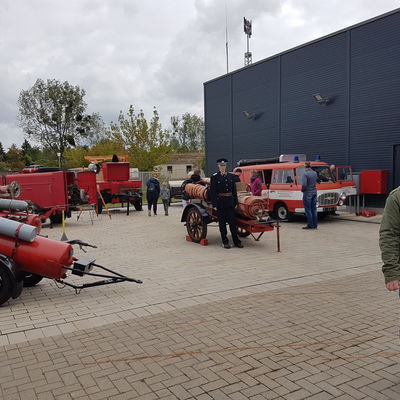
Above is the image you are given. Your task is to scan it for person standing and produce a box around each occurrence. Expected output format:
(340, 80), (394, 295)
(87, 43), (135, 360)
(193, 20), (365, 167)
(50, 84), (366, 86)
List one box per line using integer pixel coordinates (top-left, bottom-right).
(146, 172), (160, 216)
(301, 162), (318, 229)
(379, 187), (400, 291)
(160, 182), (170, 216)
(210, 158), (243, 249)
(250, 170), (262, 195)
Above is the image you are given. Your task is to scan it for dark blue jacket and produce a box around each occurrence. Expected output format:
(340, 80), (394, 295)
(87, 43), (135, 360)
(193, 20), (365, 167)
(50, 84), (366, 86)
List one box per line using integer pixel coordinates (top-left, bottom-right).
(146, 177), (160, 197)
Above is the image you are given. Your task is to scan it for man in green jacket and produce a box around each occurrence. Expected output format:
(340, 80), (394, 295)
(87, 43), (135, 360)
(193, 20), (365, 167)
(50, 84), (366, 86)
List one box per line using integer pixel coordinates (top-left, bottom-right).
(379, 188), (400, 291)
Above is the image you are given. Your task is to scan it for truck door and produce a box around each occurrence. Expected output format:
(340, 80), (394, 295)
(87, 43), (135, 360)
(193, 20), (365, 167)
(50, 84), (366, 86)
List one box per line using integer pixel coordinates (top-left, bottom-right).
(261, 169), (272, 197)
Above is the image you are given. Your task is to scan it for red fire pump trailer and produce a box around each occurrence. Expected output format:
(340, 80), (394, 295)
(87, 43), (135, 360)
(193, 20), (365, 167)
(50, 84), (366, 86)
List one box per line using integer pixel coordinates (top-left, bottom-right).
(181, 182), (280, 249)
(87, 160), (142, 214)
(0, 207), (142, 306)
(4, 167), (97, 224)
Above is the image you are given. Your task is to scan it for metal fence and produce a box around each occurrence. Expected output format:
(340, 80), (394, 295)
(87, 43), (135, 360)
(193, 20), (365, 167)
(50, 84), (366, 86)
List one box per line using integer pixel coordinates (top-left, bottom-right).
(138, 171), (173, 188)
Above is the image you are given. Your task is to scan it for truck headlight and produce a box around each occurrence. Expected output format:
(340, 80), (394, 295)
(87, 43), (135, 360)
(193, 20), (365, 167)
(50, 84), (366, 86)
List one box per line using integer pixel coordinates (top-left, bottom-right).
(340, 193), (347, 200)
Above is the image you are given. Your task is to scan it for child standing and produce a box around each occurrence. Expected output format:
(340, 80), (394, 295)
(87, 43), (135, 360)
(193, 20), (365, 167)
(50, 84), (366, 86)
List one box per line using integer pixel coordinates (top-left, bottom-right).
(160, 182), (171, 216)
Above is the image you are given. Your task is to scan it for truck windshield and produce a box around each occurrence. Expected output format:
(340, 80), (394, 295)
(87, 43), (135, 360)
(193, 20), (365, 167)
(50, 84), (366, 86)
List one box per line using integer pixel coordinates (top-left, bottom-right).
(296, 166), (336, 184)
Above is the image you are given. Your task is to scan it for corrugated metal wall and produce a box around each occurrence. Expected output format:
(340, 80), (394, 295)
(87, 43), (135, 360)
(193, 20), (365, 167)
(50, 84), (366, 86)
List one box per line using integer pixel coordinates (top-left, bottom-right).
(204, 9), (400, 191)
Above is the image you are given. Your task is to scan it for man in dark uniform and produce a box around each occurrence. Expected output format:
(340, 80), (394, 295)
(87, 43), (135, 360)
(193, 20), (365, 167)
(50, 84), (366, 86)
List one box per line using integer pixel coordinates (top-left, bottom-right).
(210, 158), (243, 249)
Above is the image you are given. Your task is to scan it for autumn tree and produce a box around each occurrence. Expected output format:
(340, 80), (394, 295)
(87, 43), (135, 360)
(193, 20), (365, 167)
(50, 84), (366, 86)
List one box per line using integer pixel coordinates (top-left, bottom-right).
(18, 78), (103, 158)
(110, 106), (172, 170)
(169, 113), (204, 153)
(6, 144), (25, 170)
(89, 138), (125, 157)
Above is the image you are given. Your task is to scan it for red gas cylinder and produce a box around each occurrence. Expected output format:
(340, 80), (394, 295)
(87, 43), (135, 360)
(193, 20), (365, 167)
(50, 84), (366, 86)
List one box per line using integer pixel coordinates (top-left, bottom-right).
(0, 235), (73, 279)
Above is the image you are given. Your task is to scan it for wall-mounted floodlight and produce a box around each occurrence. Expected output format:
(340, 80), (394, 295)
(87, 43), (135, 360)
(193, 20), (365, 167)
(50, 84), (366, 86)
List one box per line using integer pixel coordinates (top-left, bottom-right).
(312, 93), (332, 105)
(242, 110), (260, 120)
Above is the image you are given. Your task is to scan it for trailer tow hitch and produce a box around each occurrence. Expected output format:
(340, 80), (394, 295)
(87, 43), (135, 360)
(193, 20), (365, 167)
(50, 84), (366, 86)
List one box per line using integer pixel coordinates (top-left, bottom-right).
(57, 240), (143, 293)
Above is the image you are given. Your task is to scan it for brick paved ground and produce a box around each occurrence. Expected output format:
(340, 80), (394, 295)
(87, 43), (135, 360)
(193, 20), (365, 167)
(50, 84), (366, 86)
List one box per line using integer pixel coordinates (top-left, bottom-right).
(0, 205), (398, 399)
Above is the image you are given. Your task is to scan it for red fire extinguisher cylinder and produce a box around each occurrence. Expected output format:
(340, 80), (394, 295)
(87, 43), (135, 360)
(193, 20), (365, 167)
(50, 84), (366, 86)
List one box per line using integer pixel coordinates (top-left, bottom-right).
(0, 235), (74, 279)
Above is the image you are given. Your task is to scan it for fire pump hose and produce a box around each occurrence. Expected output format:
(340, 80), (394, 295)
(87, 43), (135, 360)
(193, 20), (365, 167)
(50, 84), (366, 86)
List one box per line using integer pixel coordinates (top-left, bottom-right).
(184, 183), (268, 219)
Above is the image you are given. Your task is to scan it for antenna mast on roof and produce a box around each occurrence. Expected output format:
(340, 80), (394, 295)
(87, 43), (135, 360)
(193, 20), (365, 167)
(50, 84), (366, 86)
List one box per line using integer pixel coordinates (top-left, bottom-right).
(243, 17), (252, 66)
(225, 0), (229, 73)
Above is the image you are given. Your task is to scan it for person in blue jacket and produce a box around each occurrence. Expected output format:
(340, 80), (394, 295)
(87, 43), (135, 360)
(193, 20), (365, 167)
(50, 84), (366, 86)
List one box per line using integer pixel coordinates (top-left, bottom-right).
(146, 172), (161, 216)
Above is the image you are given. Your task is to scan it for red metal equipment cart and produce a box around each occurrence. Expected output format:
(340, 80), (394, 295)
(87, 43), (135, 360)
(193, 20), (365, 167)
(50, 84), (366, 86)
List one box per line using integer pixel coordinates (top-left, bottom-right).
(180, 183), (280, 250)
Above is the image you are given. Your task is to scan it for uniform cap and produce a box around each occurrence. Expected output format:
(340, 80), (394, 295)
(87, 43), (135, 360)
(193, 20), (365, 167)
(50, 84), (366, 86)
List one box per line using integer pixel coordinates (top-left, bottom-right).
(217, 158), (228, 165)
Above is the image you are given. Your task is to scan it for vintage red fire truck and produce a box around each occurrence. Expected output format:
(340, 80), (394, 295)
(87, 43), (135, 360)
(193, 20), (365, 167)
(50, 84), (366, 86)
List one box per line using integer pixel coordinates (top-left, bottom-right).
(238, 154), (357, 220)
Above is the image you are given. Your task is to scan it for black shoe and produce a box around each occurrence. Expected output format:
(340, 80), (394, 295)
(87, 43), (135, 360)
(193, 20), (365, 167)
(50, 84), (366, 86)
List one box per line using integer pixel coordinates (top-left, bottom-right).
(234, 242), (244, 248)
(222, 243), (231, 249)
(302, 226), (313, 229)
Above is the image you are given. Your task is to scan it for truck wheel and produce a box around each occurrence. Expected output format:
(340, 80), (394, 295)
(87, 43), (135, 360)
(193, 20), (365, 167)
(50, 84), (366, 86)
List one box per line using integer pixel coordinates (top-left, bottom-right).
(49, 213), (63, 224)
(274, 203), (293, 221)
(23, 273), (43, 287)
(186, 207), (207, 243)
(0, 266), (12, 306)
(133, 198), (142, 211)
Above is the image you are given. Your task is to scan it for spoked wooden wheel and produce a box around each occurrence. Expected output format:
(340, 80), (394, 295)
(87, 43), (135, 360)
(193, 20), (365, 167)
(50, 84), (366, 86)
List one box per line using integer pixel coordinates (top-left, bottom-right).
(186, 207), (207, 243)
(237, 225), (251, 238)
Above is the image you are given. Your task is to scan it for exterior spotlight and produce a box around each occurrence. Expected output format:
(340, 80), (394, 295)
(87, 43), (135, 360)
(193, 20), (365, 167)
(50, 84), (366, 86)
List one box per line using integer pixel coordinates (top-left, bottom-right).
(242, 110), (260, 120)
(312, 93), (332, 105)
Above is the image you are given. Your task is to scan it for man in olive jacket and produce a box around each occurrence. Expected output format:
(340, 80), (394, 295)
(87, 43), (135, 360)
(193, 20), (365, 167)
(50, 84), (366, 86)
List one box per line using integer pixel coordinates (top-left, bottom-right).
(379, 187), (400, 291)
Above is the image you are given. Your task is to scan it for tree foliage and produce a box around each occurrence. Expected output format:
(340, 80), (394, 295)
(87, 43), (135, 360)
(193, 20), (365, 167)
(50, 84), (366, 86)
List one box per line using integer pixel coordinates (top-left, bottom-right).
(18, 78), (103, 157)
(5, 144), (25, 170)
(0, 142), (6, 162)
(88, 138), (125, 157)
(170, 113), (204, 153)
(110, 106), (172, 170)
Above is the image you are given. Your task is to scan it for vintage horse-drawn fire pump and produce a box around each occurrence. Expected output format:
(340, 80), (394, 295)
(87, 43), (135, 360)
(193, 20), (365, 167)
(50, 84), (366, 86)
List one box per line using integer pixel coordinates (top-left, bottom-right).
(181, 180), (280, 249)
(85, 156), (142, 215)
(0, 197), (142, 306)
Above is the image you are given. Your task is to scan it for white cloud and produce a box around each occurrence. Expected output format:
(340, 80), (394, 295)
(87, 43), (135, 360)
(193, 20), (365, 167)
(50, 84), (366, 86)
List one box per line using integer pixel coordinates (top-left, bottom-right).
(0, 0), (398, 150)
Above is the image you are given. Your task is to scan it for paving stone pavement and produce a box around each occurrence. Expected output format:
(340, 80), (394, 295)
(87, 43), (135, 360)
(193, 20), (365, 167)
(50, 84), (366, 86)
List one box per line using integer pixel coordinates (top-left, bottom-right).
(0, 204), (398, 399)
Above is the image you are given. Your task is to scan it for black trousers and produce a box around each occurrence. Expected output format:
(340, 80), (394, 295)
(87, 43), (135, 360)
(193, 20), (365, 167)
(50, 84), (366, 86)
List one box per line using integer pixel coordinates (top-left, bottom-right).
(216, 198), (240, 245)
(147, 192), (158, 214)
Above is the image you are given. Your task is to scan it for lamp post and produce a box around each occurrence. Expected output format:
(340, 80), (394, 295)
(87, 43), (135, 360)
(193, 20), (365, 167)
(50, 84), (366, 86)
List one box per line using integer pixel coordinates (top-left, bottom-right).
(57, 152), (61, 169)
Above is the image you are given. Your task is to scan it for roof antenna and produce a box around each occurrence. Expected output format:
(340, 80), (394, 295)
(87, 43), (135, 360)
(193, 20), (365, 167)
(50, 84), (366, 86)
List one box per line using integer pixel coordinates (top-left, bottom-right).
(225, 0), (229, 74)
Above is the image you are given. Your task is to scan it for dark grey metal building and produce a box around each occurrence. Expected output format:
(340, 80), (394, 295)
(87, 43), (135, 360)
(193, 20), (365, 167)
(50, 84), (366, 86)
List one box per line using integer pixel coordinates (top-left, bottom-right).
(204, 9), (400, 197)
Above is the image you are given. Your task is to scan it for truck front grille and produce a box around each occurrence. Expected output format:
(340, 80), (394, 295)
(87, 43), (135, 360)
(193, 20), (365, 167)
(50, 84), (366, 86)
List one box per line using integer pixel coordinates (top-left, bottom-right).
(318, 192), (339, 206)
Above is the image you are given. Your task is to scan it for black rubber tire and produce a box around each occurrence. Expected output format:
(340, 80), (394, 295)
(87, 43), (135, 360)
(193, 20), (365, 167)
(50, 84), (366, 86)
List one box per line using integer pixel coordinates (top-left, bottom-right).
(186, 207), (207, 243)
(0, 265), (12, 306)
(49, 213), (63, 224)
(274, 203), (292, 221)
(318, 212), (329, 220)
(23, 273), (43, 287)
(133, 198), (142, 211)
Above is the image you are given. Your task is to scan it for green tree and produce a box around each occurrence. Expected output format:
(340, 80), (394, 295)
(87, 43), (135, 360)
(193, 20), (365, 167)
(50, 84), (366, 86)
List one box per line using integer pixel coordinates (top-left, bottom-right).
(63, 146), (90, 169)
(169, 113), (204, 152)
(110, 106), (172, 170)
(0, 142), (6, 162)
(6, 144), (25, 170)
(18, 78), (103, 158)
(89, 138), (125, 157)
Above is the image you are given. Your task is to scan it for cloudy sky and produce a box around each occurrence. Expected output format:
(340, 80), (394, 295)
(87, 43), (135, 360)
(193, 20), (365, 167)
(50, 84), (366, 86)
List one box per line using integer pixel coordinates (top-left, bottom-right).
(0, 0), (399, 150)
